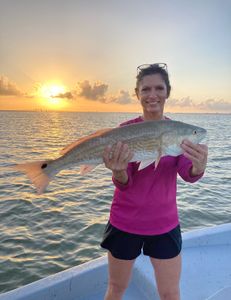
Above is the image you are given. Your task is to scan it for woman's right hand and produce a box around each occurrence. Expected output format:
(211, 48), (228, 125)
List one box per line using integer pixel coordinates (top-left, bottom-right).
(103, 141), (133, 184)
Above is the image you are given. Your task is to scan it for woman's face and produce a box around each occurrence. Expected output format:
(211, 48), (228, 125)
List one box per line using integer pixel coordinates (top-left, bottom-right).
(136, 74), (168, 115)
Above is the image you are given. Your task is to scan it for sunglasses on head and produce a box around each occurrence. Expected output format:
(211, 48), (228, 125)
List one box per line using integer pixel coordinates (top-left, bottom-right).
(137, 63), (168, 74)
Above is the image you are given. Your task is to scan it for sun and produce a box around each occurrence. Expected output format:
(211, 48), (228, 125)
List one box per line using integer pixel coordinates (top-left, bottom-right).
(39, 84), (65, 99)
(38, 83), (66, 109)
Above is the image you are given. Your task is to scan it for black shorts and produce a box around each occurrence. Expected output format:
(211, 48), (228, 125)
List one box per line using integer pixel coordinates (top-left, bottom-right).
(100, 222), (182, 260)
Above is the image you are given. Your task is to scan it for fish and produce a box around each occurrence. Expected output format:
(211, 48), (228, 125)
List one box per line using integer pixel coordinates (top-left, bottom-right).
(14, 120), (207, 194)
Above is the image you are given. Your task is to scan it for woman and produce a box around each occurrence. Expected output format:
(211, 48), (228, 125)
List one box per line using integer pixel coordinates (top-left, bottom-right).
(101, 63), (208, 300)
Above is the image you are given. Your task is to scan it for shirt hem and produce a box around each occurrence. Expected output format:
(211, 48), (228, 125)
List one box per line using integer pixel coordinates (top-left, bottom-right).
(109, 218), (180, 236)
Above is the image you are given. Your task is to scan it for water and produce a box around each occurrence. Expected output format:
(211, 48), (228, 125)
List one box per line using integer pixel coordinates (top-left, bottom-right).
(0, 111), (230, 293)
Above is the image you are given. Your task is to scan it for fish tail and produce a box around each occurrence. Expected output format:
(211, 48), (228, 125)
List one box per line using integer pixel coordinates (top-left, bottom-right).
(14, 160), (54, 194)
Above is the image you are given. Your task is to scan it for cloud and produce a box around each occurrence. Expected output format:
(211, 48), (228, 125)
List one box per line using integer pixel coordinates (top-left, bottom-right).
(60, 80), (136, 105)
(52, 92), (74, 100)
(0, 76), (22, 96)
(166, 96), (231, 112)
(108, 90), (136, 105)
(76, 80), (135, 104)
(77, 80), (108, 101)
(197, 99), (231, 111)
(167, 97), (194, 107)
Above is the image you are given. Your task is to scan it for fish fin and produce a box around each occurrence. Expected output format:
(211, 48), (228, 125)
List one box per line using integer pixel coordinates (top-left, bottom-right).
(60, 128), (112, 155)
(165, 144), (182, 156)
(137, 149), (161, 170)
(13, 160), (53, 194)
(153, 147), (164, 169)
(79, 164), (98, 175)
(60, 139), (84, 155)
(154, 153), (161, 169)
(138, 159), (155, 170)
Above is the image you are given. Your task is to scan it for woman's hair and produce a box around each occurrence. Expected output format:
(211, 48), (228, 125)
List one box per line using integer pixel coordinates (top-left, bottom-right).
(135, 65), (171, 98)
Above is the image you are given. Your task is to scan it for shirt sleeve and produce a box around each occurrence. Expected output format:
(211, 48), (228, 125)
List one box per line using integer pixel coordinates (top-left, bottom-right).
(177, 154), (204, 183)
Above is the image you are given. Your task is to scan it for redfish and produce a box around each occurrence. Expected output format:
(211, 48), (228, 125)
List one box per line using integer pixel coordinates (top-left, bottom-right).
(14, 120), (206, 194)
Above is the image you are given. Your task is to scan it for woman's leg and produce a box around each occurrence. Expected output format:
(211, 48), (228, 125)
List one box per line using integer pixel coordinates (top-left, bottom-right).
(150, 254), (181, 300)
(104, 251), (136, 300)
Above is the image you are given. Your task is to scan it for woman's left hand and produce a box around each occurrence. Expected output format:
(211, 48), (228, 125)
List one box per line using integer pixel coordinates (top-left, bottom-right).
(181, 139), (208, 176)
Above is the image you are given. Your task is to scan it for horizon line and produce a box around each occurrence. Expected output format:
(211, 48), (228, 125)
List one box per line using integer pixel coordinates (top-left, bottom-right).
(0, 109), (230, 115)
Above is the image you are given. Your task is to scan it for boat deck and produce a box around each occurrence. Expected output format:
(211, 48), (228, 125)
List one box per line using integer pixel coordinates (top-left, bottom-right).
(181, 244), (231, 299)
(79, 281), (148, 300)
(78, 242), (231, 300)
(0, 223), (230, 300)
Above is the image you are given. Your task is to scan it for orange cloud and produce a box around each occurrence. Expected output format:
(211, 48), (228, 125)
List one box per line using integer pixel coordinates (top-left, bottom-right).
(0, 76), (22, 96)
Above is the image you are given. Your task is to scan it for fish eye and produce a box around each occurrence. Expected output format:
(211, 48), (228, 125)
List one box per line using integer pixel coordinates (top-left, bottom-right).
(193, 130), (197, 135)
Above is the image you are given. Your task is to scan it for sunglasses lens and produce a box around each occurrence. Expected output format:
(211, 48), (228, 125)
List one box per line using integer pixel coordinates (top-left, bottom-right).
(137, 63), (167, 74)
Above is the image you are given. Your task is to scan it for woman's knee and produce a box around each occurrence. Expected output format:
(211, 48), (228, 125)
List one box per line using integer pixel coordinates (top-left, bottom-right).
(158, 287), (180, 300)
(107, 280), (129, 296)
(106, 252), (135, 294)
(150, 255), (181, 300)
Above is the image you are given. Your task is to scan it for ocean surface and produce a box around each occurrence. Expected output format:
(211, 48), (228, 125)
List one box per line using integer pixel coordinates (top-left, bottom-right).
(0, 111), (230, 293)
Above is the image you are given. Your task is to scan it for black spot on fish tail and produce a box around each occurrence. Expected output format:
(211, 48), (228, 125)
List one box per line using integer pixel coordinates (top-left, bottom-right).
(41, 163), (48, 169)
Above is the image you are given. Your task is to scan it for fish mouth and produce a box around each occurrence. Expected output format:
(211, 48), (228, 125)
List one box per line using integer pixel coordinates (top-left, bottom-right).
(196, 127), (208, 144)
(200, 133), (208, 144)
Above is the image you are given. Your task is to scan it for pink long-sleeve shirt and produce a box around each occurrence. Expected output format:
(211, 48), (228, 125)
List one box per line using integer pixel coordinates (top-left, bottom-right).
(109, 116), (204, 235)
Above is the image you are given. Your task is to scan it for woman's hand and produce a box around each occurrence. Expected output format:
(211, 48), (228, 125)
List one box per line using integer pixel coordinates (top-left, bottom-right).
(103, 141), (133, 171)
(181, 139), (208, 176)
(103, 142), (133, 184)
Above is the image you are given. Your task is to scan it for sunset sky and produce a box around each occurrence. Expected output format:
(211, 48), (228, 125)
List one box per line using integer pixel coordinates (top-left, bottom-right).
(0, 0), (230, 113)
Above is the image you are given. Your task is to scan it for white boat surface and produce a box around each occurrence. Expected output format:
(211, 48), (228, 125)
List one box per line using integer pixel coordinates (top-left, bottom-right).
(0, 223), (230, 300)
